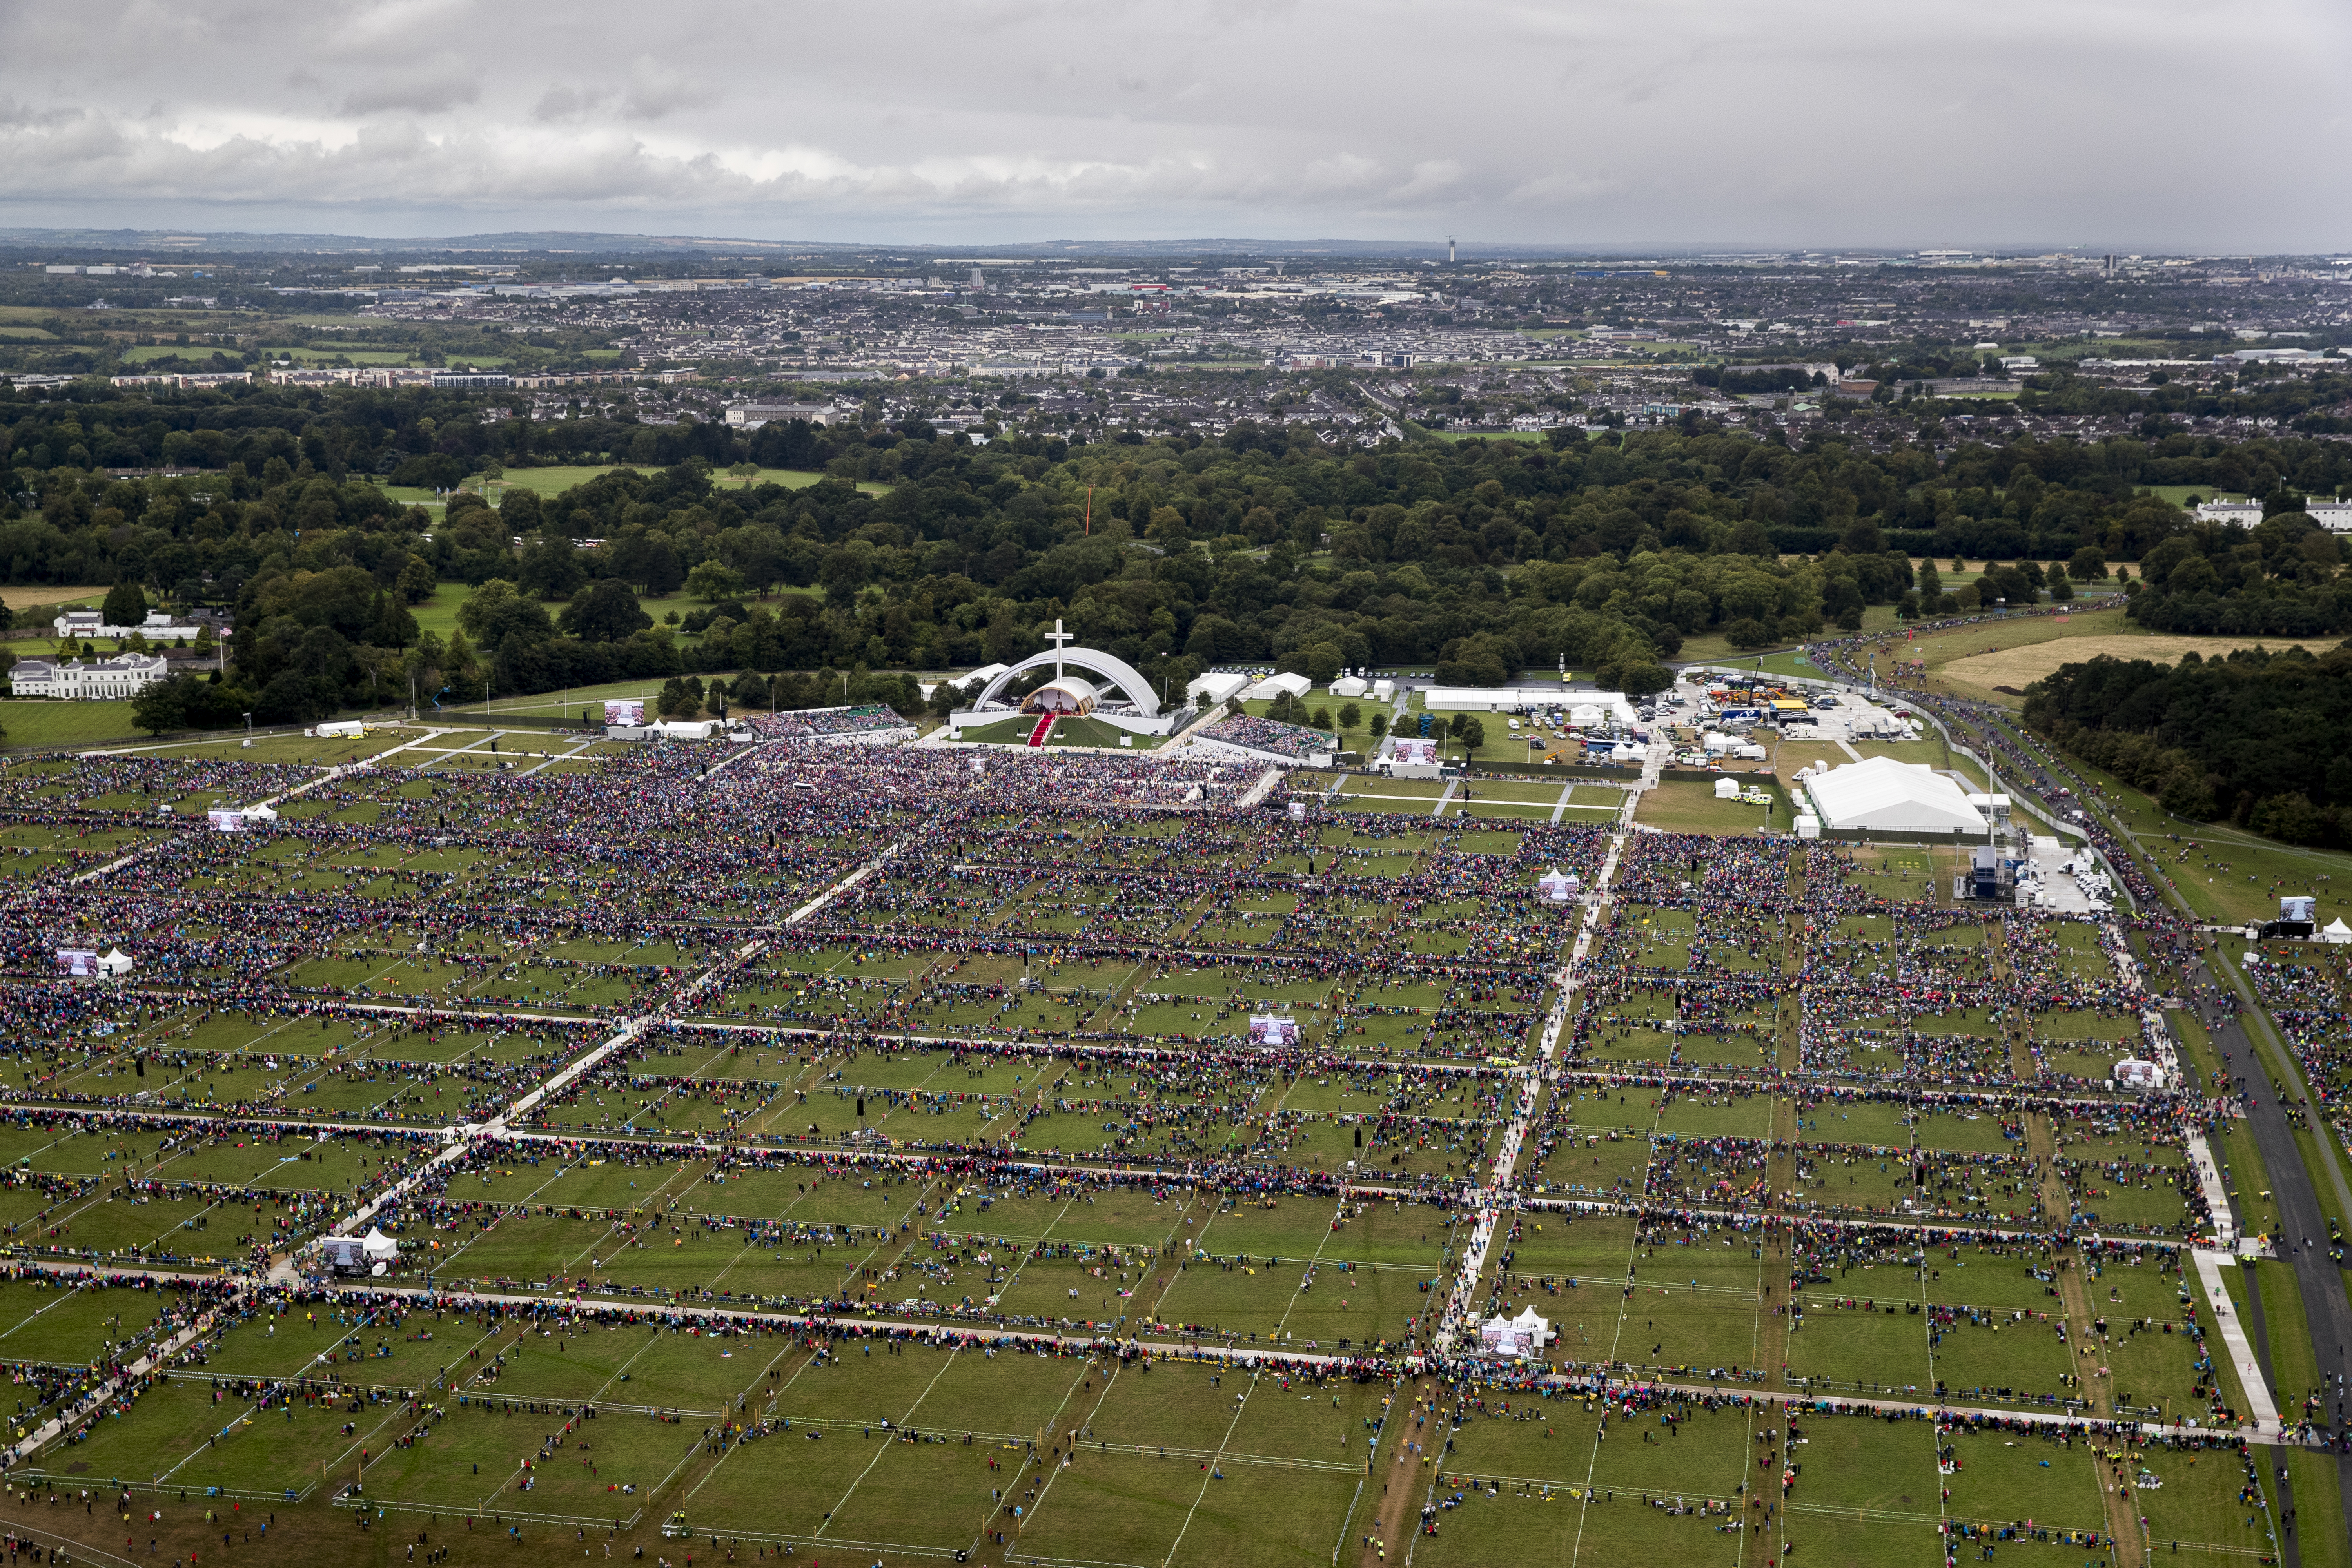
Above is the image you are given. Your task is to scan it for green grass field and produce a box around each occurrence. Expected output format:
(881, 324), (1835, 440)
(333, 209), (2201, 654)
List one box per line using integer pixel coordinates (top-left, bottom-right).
(0, 709), (2323, 1568)
(0, 698), (150, 749)
(1635, 776), (1791, 833)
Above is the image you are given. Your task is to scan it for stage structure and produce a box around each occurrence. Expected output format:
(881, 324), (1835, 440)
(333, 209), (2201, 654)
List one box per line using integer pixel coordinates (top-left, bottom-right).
(947, 620), (1179, 739)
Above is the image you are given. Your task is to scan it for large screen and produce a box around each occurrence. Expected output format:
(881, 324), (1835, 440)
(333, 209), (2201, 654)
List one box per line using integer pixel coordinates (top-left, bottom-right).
(1248, 1014), (1300, 1048)
(1392, 739), (1438, 766)
(604, 700), (646, 726)
(206, 809), (246, 833)
(55, 949), (98, 977)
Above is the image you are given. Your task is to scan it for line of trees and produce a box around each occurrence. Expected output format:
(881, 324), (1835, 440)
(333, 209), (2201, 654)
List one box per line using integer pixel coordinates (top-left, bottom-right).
(1, 378), (2345, 738)
(2023, 641), (2352, 845)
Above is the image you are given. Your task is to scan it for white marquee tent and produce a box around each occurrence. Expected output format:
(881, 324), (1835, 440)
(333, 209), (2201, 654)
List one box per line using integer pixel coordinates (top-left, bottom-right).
(1185, 671), (1250, 706)
(1242, 672), (1312, 701)
(1801, 756), (1987, 835)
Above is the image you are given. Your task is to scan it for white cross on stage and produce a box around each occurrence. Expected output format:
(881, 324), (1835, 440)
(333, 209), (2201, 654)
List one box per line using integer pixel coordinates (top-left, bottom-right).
(1044, 618), (1074, 679)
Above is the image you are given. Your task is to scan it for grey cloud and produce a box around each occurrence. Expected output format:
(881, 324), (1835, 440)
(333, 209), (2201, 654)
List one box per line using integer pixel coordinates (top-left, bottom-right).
(338, 75), (481, 116)
(0, 0), (2343, 247)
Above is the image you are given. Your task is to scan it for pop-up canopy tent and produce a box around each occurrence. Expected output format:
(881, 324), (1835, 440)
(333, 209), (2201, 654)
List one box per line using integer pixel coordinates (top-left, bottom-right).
(1478, 1306), (1550, 1357)
(321, 1227), (401, 1276)
(2325, 918), (2352, 945)
(1536, 869), (1580, 904)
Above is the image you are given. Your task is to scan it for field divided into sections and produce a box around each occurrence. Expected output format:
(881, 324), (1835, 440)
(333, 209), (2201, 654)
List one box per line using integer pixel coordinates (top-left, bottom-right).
(0, 725), (2323, 1568)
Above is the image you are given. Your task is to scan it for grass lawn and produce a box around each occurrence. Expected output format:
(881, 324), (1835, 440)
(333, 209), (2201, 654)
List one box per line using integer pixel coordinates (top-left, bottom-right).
(0, 699), (151, 749)
(0, 585), (107, 615)
(372, 467), (893, 512)
(2074, 758), (2352, 925)
(405, 582), (726, 650)
(1635, 777), (1791, 833)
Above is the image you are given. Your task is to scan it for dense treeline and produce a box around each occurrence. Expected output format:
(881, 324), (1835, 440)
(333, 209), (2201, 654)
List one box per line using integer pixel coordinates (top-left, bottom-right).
(2121, 504), (2352, 635)
(2024, 642), (2352, 845)
(0, 377), (2343, 733)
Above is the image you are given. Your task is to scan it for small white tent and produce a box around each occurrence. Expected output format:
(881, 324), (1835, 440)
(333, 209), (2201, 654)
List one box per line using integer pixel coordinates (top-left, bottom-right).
(2324, 918), (2352, 945)
(361, 1227), (400, 1275)
(95, 948), (134, 978)
(1479, 1307), (1551, 1357)
(1713, 776), (1740, 799)
(1329, 676), (1369, 699)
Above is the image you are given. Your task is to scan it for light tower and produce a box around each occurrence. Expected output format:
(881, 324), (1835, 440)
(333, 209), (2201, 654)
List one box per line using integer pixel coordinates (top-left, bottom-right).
(1448, 236), (1456, 264)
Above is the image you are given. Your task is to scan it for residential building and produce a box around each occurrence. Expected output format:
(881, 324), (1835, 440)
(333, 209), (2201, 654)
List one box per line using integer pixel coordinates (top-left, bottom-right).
(722, 400), (839, 428)
(52, 608), (218, 642)
(10, 653), (171, 700)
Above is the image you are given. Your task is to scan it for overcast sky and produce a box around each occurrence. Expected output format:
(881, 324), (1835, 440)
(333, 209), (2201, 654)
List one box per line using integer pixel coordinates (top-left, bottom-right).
(2, 0), (2345, 250)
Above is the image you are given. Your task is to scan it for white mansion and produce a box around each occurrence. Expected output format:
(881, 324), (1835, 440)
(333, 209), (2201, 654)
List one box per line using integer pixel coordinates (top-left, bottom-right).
(10, 652), (172, 700)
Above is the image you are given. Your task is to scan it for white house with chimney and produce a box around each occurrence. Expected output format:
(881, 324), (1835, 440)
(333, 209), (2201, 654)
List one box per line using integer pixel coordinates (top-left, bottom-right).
(10, 652), (172, 699)
(51, 608), (212, 643)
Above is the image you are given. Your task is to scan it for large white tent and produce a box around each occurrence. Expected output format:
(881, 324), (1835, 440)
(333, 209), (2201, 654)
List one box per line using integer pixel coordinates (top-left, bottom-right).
(1185, 671), (1250, 706)
(1802, 756), (1987, 835)
(1242, 672), (1312, 701)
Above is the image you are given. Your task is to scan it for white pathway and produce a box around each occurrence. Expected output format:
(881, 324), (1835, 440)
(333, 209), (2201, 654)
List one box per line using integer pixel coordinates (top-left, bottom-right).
(2190, 1247), (2281, 1431)
(1431, 737), (1653, 1352)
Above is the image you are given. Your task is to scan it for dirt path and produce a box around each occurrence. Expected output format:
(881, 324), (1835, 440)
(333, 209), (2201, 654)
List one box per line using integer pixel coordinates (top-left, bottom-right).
(1359, 1372), (1437, 1567)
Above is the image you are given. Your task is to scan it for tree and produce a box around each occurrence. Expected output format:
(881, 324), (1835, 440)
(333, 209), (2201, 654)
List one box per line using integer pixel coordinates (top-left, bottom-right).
(519, 537), (588, 601)
(686, 561), (747, 602)
(1618, 663), (1671, 697)
(1337, 701), (1362, 737)
(559, 579), (654, 644)
(1310, 706), (1332, 731)
(132, 676), (189, 736)
(372, 590), (419, 649)
(103, 579), (147, 630)
(397, 556), (439, 605)
(2047, 563), (2074, 602)
(1368, 713), (1388, 742)
(2068, 546), (2108, 582)
(1459, 716), (1486, 751)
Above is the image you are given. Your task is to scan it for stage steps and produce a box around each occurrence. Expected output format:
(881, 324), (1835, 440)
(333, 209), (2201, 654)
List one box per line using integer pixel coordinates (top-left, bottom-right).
(1026, 715), (1056, 747)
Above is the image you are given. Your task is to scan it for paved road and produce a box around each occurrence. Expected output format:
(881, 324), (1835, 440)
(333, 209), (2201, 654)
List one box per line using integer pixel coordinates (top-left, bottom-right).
(2189, 949), (2352, 1549)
